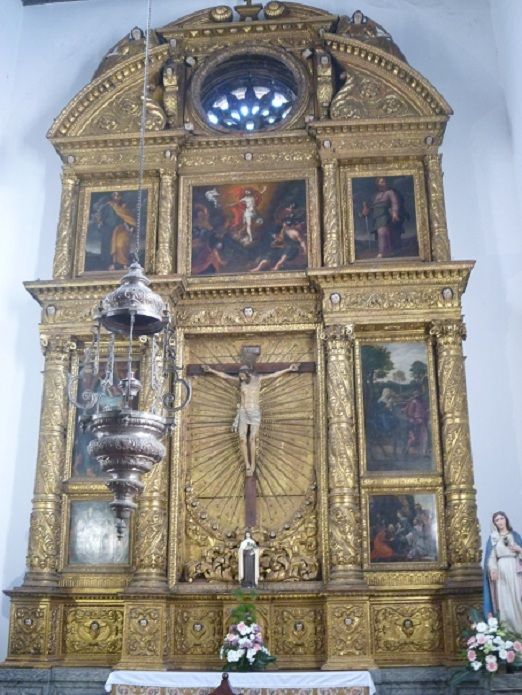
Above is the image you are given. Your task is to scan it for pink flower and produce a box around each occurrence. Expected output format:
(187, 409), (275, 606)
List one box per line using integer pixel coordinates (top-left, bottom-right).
(477, 634), (487, 645)
(514, 641), (522, 653)
(253, 643), (262, 652)
(486, 661), (498, 672)
(467, 650), (477, 662)
(507, 650), (516, 663)
(467, 636), (477, 647)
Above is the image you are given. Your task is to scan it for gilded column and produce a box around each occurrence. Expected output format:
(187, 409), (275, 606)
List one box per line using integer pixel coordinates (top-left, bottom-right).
(425, 154), (451, 261)
(156, 168), (176, 275)
(430, 320), (481, 584)
(24, 334), (73, 587)
(322, 325), (364, 586)
(130, 347), (168, 589)
(321, 156), (341, 267)
(52, 169), (79, 279)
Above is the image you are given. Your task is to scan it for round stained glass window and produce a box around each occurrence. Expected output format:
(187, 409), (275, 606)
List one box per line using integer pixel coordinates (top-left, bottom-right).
(197, 53), (301, 134)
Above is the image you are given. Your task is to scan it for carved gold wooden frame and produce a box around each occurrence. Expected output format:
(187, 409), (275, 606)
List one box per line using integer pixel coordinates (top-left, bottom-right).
(354, 332), (442, 478)
(74, 180), (158, 277)
(362, 486), (446, 571)
(60, 493), (133, 573)
(177, 169), (320, 278)
(340, 160), (430, 263)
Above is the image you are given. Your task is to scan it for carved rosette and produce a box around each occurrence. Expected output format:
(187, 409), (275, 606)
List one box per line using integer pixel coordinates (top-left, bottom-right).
(25, 335), (73, 586)
(118, 604), (166, 668)
(322, 325), (363, 584)
(323, 601), (372, 669)
(156, 169), (176, 275)
(372, 603), (443, 655)
(425, 154), (451, 261)
(8, 603), (47, 658)
(272, 606), (324, 659)
(52, 170), (79, 279)
(430, 320), (481, 576)
(64, 607), (123, 657)
(321, 158), (341, 267)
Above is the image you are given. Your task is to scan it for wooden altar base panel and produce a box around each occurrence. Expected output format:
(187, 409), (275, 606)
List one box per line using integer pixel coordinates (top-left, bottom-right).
(111, 688), (370, 695)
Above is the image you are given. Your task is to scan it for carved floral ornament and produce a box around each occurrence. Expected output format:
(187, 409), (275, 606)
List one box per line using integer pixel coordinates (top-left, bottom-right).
(47, 3), (450, 142)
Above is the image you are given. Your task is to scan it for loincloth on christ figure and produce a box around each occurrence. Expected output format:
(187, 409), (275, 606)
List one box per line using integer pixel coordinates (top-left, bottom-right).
(232, 405), (261, 432)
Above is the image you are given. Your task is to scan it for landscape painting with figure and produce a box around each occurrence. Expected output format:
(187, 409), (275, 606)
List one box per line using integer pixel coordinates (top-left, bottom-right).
(83, 189), (146, 272)
(72, 360), (139, 478)
(191, 180), (307, 275)
(68, 501), (129, 565)
(352, 175), (418, 260)
(361, 341), (434, 473)
(369, 493), (439, 564)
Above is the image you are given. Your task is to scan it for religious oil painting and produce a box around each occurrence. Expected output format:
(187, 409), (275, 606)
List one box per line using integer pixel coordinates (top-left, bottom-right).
(368, 492), (439, 565)
(71, 360), (139, 478)
(190, 180), (308, 275)
(359, 341), (437, 474)
(68, 500), (130, 566)
(78, 185), (154, 274)
(351, 174), (419, 261)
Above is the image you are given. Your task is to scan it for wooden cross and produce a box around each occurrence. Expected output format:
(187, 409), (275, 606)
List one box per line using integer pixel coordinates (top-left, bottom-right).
(190, 347), (314, 529)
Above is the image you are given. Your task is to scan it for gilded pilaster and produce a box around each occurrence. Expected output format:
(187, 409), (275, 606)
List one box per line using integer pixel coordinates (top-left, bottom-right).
(130, 349), (169, 589)
(322, 325), (364, 586)
(24, 334), (73, 587)
(425, 154), (451, 262)
(321, 157), (341, 267)
(52, 169), (79, 279)
(156, 169), (177, 275)
(430, 320), (481, 583)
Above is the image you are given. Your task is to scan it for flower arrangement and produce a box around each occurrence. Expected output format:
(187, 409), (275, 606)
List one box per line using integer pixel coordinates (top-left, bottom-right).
(452, 610), (522, 687)
(219, 590), (276, 672)
(465, 615), (522, 674)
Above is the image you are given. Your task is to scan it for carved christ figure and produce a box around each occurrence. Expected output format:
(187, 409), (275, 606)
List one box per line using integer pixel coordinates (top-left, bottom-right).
(201, 362), (299, 477)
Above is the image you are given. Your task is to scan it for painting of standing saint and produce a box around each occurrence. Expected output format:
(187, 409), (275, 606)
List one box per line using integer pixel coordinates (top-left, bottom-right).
(352, 175), (419, 260)
(360, 341), (436, 473)
(191, 180), (307, 275)
(83, 189), (147, 272)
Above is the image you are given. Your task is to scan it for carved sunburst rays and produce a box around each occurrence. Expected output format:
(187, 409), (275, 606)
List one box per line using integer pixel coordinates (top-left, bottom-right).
(186, 335), (315, 533)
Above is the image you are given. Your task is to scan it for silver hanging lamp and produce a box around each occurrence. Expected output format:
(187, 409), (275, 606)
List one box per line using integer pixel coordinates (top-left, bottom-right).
(68, 0), (190, 538)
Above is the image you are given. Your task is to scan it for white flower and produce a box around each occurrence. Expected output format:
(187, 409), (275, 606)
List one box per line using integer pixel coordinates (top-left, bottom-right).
(493, 636), (504, 645)
(485, 654), (497, 663)
(246, 648), (256, 663)
(505, 640), (514, 649)
(236, 622), (249, 636)
(488, 617), (499, 629)
(471, 661), (482, 671)
(499, 649), (508, 660)
(476, 622), (488, 633)
(227, 650), (242, 663)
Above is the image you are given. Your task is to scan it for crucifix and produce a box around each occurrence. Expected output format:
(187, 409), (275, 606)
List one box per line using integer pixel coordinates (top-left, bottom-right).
(192, 346), (313, 528)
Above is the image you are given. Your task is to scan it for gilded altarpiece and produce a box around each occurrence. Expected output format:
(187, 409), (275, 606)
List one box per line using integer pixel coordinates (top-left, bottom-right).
(6, 1), (482, 672)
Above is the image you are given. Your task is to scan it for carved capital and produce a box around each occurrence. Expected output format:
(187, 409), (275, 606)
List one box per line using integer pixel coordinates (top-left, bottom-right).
(321, 323), (354, 346)
(39, 333), (76, 360)
(430, 319), (467, 345)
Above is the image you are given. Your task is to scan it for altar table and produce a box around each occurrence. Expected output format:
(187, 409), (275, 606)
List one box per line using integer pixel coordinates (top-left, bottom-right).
(104, 670), (376, 695)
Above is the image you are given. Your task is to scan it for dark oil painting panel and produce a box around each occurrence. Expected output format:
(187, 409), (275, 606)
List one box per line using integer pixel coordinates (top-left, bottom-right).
(369, 492), (439, 564)
(352, 175), (419, 260)
(68, 500), (130, 565)
(361, 342), (434, 474)
(72, 360), (140, 478)
(191, 180), (307, 275)
(84, 190), (146, 272)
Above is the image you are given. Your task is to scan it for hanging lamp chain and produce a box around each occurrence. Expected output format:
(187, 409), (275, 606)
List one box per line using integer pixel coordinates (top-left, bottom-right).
(135, 0), (154, 260)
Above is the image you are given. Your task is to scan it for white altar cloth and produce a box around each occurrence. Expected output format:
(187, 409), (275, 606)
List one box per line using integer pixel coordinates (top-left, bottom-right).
(105, 670), (376, 694)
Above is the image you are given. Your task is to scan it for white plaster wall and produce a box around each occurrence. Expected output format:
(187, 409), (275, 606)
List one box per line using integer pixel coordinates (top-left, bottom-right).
(0, 0), (520, 660)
